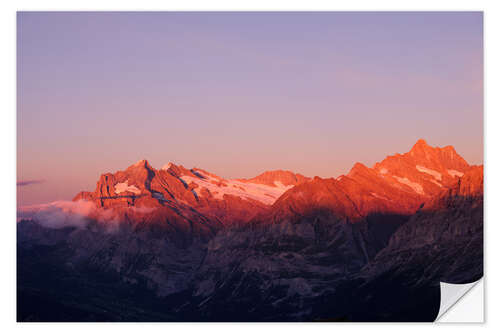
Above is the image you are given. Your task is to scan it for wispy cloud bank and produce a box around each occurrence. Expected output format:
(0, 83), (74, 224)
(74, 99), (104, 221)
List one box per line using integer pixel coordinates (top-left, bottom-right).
(17, 179), (45, 187)
(16, 200), (153, 231)
(17, 200), (96, 229)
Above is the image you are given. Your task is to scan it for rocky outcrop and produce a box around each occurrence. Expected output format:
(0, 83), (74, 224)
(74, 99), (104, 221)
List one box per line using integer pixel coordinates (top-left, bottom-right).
(72, 161), (309, 228)
(18, 139), (483, 321)
(373, 139), (471, 197)
(177, 140), (484, 321)
(265, 139), (478, 223)
(425, 165), (483, 210)
(240, 170), (310, 187)
(71, 139), (477, 228)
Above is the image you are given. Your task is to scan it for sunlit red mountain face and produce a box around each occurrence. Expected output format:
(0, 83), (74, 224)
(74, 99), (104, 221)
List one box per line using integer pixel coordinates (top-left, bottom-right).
(268, 139), (477, 222)
(70, 139), (480, 230)
(17, 139), (483, 322)
(72, 160), (311, 238)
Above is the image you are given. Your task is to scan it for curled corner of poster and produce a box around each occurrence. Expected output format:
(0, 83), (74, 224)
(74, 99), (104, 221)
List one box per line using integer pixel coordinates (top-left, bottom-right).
(436, 278), (484, 323)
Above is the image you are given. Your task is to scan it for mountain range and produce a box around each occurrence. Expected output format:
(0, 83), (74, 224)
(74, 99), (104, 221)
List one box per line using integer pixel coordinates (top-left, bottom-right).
(17, 139), (483, 321)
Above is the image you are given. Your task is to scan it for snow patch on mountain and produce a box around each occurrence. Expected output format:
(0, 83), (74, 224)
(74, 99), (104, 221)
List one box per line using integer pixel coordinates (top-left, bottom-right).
(430, 180), (443, 187)
(393, 176), (425, 195)
(180, 174), (293, 205)
(448, 169), (464, 178)
(416, 165), (442, 181)
(115, 181), (141, 195)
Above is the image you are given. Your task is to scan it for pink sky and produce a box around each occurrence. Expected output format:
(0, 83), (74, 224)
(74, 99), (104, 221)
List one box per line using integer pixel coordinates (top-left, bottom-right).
(17, 12), (483, 206)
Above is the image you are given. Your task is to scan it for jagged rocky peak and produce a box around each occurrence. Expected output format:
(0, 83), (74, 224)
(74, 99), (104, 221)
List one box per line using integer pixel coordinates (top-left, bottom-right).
(72, 158), (314, 227)
(411, 138), (429, 149)
(370, 139), (472, 195)
(347, 162), (373, 178)
(159, 162), (190, 178)
(128, 159), (154, 170)
(409, 138), (456, 156)
(71, 140), (481, 227)
(72, 159), (159, 209)
(21, 140), (483, 322)
(159, 161), (190, 175)
(161, 162), (174, 171)
(242, 169), (310, 187)
(406, 139), (469, 169)
(267, 139), (480, 222)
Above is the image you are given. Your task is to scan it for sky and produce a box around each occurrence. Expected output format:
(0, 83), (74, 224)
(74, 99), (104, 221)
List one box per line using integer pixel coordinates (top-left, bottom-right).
(17, 12), (483, 206)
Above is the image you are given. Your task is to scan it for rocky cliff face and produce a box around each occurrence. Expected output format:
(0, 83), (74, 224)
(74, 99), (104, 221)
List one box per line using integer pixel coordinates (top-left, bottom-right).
(266, 139), (475, 225)
(181, 160), (483, 321)
(342, 167), (483, 321)
(17, 139), (483, 321)
(239, 170), (310, 187)
(71, 139), (475, 228)
(73, 161), (310, 229)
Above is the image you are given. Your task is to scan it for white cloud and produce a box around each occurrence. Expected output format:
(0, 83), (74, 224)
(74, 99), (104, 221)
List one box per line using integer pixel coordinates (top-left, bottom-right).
(17, 200), (96, 229)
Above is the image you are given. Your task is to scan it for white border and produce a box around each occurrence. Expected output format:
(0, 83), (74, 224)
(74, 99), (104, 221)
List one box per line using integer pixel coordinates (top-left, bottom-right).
(2, 0), (498, 331)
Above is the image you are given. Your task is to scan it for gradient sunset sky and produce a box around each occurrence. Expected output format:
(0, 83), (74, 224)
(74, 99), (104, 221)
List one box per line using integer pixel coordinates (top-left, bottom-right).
(17, 12), (483, 206)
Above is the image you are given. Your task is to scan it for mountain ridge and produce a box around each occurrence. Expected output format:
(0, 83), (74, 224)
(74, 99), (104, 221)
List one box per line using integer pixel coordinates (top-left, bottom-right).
(18, 139), (484, 321)
(71, 139), (480, 228)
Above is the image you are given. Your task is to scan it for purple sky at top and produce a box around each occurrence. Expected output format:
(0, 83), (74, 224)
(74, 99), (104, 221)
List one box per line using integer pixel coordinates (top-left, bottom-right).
(17, 12), (483, 206)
